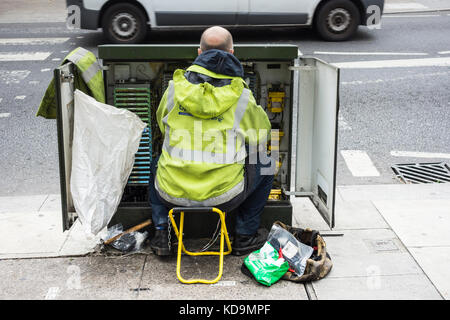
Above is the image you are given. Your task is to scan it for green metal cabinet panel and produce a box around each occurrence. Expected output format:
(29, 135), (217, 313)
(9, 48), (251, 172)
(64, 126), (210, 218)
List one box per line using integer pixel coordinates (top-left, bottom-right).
(98, 44), (299, 61)
(55, 44), (339, 236)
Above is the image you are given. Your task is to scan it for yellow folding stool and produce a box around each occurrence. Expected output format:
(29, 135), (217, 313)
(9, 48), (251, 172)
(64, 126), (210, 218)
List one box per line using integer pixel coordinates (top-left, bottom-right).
(168, 207), (232, 284)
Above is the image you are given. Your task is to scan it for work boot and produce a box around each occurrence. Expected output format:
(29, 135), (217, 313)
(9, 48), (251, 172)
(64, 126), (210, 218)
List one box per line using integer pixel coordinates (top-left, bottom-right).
(149, 225), (172, 256)
(231, 228), (269, 256)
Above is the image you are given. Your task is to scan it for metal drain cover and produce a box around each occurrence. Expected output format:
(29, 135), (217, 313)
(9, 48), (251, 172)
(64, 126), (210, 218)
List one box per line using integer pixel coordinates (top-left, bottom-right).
(364, 239), (402, 253)
(392, 162), (450, 184)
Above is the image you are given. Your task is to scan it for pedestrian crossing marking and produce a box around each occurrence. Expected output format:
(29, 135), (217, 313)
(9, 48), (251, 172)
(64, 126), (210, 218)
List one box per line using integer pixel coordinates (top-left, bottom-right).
(0, 52), (51, 61)
(333, 57), (450, 69)
(341, 150), (380, 177)
(0, 38), (69, 45)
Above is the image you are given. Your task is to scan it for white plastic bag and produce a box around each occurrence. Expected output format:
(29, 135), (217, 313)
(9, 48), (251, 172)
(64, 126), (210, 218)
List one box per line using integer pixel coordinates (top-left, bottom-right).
(71, 90), (146, 235)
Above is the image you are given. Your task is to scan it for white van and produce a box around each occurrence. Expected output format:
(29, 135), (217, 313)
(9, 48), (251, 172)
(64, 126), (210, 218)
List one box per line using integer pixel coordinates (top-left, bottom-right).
(67, 0), (384, 43)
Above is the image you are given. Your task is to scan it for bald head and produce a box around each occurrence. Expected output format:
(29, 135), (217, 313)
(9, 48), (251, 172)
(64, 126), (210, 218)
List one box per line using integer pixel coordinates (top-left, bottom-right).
(198, 26), (234, 55)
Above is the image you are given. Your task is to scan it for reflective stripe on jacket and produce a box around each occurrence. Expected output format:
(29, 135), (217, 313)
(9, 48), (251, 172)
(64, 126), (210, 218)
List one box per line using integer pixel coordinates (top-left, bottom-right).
(155, 65), (271, 206)
(36, 47), (105, 119)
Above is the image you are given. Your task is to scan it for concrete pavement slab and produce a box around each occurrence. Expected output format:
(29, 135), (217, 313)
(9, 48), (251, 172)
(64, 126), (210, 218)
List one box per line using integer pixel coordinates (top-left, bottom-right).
(312, 274), (442, 300)
(39, 194), (62, 212)
(0, 255), (145, 299)
(337, 184), (450, 202)
(0, 258), (73, 299)
(333, 200), (389, 230)
(58, 219), (100, 257)
(409, 246), (450, 300)
(0, 194), (101, 259)
(373, 199), (450, 247)
(292, 192), (389, 231)
(138, 254), (309, 300)
(0, 184), (448, 300)
(323, 229), (423, 278)
(56, 255), (145, 299)
(0, 210), (67, 259)
(291, 198), (330, 231)
(0, 194), (48, 214)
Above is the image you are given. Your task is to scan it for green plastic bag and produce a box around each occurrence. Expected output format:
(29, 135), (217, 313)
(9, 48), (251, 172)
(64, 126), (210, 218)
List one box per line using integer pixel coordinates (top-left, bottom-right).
(244, 242), (289, 286)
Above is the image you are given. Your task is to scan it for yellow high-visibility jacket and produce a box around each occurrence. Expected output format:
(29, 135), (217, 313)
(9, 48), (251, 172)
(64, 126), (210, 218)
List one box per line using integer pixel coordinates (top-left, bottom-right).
(155, 64), (271, 206)
(36, 47), (105, 119)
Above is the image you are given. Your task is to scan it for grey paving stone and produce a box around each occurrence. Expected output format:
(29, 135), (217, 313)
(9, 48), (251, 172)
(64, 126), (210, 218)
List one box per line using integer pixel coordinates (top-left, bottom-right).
(39, 194), (62, 212)
(323, 228), (423, 278)
(312, 274), (442, 300)
(333, 200), (389, 230)
(138, 253), (308, 300)
(338, 184), (450, 202)
(373, 199), (450, 247)
(58, 219), (100, 256)
(410, 246), (450, 300)
(0, 194), (47, 214)
(0, 210), (67, 258)
(291, 198), (330, 231)
(0, 255), (145, 300)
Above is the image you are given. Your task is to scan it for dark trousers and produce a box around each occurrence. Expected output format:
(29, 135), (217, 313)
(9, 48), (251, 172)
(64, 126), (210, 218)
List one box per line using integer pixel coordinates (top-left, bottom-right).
(148, 154), (274, 236)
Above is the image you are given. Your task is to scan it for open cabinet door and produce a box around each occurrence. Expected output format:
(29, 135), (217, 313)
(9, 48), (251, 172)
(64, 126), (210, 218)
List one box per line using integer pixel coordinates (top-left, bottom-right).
(55, 62), (78, 231)
(293, 57), (339, 228)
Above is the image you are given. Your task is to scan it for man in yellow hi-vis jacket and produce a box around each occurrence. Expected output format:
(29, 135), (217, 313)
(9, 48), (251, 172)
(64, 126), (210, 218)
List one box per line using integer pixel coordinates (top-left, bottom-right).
(149, 26), (274, 256)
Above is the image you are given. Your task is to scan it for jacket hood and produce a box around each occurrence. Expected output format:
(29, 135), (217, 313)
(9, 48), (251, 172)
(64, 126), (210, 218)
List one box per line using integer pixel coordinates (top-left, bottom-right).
(173, 68), (245, 119)
(193, 49), (244, 78)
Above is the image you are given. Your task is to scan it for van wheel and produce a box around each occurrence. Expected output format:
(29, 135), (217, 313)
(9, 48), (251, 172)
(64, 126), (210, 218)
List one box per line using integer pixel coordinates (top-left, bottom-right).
(102, 3), (148, 44)
(315, 0), (360, 41)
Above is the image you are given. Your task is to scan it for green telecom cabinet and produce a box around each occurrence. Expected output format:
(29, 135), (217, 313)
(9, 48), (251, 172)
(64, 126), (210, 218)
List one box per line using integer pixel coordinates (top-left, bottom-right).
(55, 44), (339, 237)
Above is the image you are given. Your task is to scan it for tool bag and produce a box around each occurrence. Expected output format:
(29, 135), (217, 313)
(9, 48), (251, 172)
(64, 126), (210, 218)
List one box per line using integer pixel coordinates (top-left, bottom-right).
(272, 221), (333, 282)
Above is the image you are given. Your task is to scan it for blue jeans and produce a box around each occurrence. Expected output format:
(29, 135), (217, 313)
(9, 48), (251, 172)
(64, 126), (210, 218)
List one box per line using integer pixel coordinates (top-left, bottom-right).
(148, 154), (274, 235)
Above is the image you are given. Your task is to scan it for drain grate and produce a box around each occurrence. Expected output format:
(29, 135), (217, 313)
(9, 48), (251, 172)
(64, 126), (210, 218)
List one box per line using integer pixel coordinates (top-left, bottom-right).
(392, 162), (450, 184)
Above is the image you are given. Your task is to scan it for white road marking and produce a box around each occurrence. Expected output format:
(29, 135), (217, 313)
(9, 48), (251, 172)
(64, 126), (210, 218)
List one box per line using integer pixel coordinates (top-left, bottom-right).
(341, 71), (450, 85)
(28, 80), (40, 85)
(0, 113), (11, 118)
(438, 51), (450, 55)
(391, 151), (450, 159)
(333, 57), (450, 69)
(314, 51), (428, 56)
(0, 52), (51, 61)
(52, 58), (61, 61)
(45, 287), (60, 300)
(41, 68), (51, 72)
(341, 150), (380, 177)
(0, 70), (31, 84)
(0, 37), (69, 45)
(14, 95), (26, 100)
(384, 14), (439, 18)
(384, 3), (428, 11)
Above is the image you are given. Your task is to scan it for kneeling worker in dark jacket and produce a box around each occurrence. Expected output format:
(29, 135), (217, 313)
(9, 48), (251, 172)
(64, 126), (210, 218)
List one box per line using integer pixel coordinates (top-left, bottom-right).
(148, 26), (274, 256)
